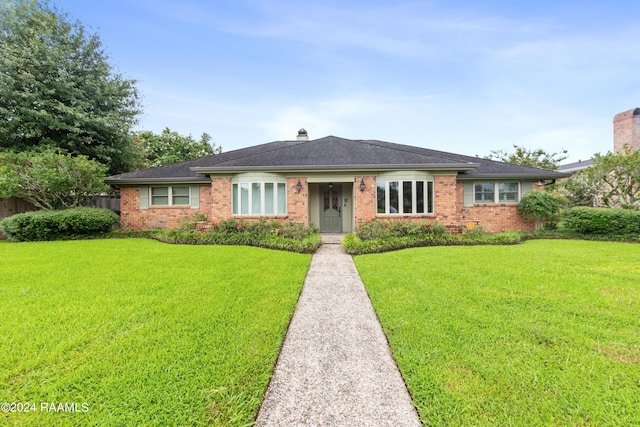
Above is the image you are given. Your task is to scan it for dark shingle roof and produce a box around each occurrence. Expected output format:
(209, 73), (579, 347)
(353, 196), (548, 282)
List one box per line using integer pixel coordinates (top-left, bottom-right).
(105, 136), (568, 184)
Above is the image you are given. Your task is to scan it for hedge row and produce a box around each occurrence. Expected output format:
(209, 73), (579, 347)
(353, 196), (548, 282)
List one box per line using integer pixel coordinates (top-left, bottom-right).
(562, 207), (640, 237)
(154, 230), (322, 254)
(0, 207), (119, 241)
(342, 232), (523, 255)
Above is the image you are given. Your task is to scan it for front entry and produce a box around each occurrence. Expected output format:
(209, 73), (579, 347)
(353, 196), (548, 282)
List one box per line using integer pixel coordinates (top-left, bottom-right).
(320, 184), (342, 232)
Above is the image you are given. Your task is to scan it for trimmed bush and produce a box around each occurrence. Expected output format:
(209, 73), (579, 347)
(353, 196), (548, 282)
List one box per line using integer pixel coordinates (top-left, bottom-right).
(342, 232), (523, 255)
(356, 219), (446, 241)
(158, 217), (322, 253)
(562, 207), (640, 237)
(0, 207), (119, 241)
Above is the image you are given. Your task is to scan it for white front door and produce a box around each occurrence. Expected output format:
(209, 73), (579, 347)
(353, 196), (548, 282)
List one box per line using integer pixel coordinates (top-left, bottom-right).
(320, 185), (341, 232)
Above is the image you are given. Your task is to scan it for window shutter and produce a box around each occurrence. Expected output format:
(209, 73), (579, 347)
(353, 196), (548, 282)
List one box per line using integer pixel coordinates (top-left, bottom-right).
(463, 182), (474, 207)
(521, 182), (532, 196)
(190, 185), (200, 209)
(139, 186), (149, 210)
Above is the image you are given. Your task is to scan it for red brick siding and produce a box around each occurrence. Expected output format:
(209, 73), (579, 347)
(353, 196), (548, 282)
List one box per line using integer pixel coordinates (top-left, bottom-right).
(455, 182), (537, 233)
(119, 185), (212, 230)
(354, 176), (377, 225)
(287, 177), (308, 225)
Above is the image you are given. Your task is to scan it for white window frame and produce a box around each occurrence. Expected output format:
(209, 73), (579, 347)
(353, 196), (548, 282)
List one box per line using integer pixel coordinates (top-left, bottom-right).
(474, 182), (521, 204)
(150, 186), (191, 206)
(232, 181), (287, 216)
(376, 180), (434, 215)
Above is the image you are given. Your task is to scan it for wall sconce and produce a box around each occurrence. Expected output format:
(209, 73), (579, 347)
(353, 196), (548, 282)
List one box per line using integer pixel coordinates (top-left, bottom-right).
(296, 180), (302, 193)
(359, 178), (366, 192)
(328, 182), (333, 190)
(536, 180), (544, 186)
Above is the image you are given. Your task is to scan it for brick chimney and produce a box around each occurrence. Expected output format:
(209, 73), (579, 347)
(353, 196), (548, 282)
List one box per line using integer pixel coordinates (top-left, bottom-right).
(296, 128), (309, 141)
(613, 108), (640, 154)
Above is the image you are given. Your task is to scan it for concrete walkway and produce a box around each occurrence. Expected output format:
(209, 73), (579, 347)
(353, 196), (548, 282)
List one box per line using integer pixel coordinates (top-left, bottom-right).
(256, 234), (421, 426)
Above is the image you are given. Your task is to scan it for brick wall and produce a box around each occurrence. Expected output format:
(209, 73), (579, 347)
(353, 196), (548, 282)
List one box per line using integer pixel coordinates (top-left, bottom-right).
(455, 182), (536, 233)
(354, 176), (377, 225)
(287, 177), (308, 225)
(119, 185), (212, 230)
(614, 108), (640, 154)
(210, 177), (231, 222)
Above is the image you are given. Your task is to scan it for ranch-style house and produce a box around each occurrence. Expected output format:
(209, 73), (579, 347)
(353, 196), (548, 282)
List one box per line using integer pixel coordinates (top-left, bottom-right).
(105, 130), (569, 233)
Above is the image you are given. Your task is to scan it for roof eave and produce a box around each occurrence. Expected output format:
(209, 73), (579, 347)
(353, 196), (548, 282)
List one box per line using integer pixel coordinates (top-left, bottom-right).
(190, 163), (481, 174)
(104, 177), (211, 185)
(457, 172), (571, 180)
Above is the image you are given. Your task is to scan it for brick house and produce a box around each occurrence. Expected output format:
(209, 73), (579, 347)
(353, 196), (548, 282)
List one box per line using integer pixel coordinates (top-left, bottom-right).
(105, 131), (568, 233)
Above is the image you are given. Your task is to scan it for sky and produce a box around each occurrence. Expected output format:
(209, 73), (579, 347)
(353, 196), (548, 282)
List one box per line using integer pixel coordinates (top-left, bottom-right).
(54, 0), (640, 163)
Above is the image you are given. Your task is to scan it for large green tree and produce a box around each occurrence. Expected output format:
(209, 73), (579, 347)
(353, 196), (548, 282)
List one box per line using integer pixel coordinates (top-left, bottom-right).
(133, 128), (222, 167)
(0, 0), (142, 174)
(485, 144), (568, 170)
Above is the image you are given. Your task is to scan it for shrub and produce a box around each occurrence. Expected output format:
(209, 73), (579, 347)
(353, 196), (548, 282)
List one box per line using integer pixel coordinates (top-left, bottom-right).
(342, 232), (523, 255)
(356, 219), (446, 241)
(562, 207), (640, 237)
(518, 191), (566, 230)
(0, 207), (119, 241)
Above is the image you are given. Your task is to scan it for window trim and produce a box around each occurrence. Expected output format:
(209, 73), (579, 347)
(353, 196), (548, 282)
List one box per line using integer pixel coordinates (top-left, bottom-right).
(149, 185), (192, 207)
(232, 181), (287, 216)
(473, 182), (521, 204)
(377, 179), (434, 215)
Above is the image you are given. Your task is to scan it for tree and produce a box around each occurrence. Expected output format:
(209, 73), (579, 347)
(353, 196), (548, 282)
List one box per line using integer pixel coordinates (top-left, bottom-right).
(485, 145), (568, 170)
(133, 128), (222, 167)
(584, 145), (640, 210)
(517, 190), (565, 230)
(0, 150), (109, 210)
(0, 0), (142, 174)
(554, 172), (602, 208)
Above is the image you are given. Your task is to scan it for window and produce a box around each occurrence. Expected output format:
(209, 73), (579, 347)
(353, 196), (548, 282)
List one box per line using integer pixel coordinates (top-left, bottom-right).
(499, 183), (519, 202)
(232, 181), (286, 215)
(474, 182), (520, 204)
(150, 186), (191, 206)
(377, 180), (434, 215)
(474, 183), (494, 202)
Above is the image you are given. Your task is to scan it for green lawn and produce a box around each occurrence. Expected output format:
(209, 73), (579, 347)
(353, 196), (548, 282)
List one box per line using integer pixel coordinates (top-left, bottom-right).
(0, 239), (311, 426)
(355, 240), (640, 426)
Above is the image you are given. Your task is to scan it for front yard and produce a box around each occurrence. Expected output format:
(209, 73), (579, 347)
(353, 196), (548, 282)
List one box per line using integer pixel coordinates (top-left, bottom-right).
(355, 240), (640, 426)
(0, 239), (311, 426)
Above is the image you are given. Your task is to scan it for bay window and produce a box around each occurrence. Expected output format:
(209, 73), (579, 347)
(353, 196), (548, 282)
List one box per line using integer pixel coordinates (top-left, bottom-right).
(232, 181), (286, 215)
(377, 180), (434, 215)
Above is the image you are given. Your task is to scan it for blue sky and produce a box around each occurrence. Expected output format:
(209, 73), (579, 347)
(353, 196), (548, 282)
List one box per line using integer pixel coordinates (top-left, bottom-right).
(56, 0), (639, 163)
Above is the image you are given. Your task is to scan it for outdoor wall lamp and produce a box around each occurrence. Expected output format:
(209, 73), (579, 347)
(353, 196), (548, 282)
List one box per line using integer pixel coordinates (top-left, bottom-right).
(328, 182), (333, 190)
(296, 180), (302, 193)
(359, 178), (366, 192)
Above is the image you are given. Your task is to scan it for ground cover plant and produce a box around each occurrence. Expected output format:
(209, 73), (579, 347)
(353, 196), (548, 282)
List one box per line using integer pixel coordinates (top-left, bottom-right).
(0, 239), (311, 426)
(355, 240), (640, 426)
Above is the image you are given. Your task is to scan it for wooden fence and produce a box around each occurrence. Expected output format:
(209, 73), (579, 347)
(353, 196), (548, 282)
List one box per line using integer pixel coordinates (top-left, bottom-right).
(0, 196), (120, 221)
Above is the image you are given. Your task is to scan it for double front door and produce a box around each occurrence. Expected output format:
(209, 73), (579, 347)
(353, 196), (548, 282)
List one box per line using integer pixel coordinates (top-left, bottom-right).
(320, 185), (341, 232)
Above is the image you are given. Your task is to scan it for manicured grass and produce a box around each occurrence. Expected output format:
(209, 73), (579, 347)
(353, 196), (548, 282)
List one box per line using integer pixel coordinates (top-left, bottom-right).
(0, 239), (311, 426)
(354, 240), (640, 426)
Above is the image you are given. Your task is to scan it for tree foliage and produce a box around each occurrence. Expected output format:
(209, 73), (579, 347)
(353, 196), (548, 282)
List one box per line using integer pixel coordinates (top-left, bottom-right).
(0, 150), (109, 210)
(133, 128), (222, 167)
(485, 144), (568, 170)
(554, 172), (602, 208)
(584, 146), (640, 210)
(0, 0), (142, 174)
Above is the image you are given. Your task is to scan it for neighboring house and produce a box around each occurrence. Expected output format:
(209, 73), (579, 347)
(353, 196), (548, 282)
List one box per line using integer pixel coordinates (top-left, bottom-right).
(557, 159), (594, 176)
(105, 131), (568, 233)
(557, 107), (639, 176)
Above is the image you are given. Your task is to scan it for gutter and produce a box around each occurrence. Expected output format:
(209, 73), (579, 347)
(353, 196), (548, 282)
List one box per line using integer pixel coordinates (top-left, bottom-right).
(190, 162), (481, 174)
